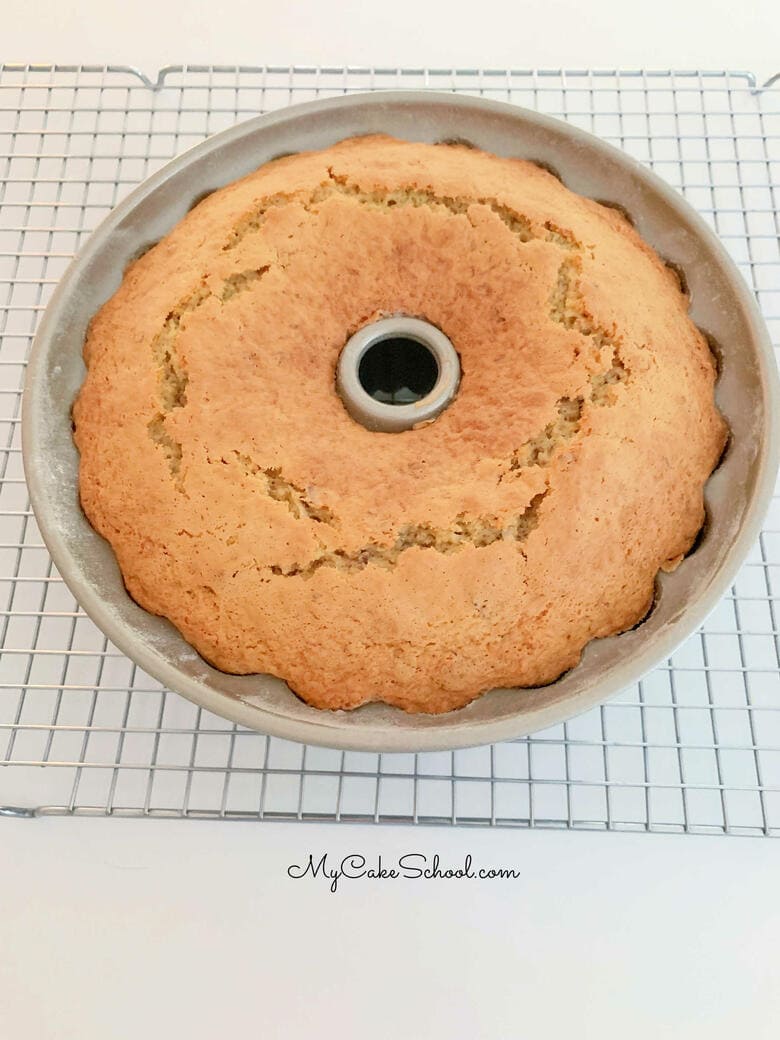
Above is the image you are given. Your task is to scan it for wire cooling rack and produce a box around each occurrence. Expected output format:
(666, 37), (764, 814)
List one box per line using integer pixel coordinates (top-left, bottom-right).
(1, 66), (779, 833)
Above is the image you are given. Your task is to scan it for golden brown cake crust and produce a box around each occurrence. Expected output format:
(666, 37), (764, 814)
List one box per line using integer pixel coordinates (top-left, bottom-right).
(73, 134), (727, 713)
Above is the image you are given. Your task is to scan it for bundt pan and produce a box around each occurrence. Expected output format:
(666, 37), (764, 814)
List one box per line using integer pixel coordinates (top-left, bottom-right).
(23, 91), (779, 752)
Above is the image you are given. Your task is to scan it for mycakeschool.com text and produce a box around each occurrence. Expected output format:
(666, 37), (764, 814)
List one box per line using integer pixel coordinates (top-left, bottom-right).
(286, 853), (521, 893)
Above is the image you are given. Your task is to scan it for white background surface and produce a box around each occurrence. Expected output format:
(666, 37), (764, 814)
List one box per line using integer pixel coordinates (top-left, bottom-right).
(3, 0), (780, 86)
(3, 821), (780, 1039)
(3, 3), (780, 1037)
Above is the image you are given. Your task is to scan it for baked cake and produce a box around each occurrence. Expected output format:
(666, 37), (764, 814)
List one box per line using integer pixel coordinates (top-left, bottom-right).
(73, 134), (727, 713)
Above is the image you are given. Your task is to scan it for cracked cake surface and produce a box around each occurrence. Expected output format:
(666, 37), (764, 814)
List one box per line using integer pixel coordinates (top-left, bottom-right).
(73, 134), (727, 713)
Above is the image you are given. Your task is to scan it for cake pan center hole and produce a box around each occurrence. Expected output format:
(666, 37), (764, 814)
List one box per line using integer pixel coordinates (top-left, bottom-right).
(337, 315), (461, 433)
(358, 335), (439, 405)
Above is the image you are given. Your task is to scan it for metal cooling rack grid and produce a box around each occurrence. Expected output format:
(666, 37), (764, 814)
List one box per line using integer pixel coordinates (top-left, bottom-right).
(1, 66), (779, 833)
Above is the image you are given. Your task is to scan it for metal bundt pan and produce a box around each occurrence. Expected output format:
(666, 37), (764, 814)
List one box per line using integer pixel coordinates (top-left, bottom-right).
(22, 91), (780, 751)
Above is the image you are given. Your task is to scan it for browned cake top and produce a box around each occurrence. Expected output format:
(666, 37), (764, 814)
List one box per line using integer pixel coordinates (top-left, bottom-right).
(74, 134), (726, 713)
